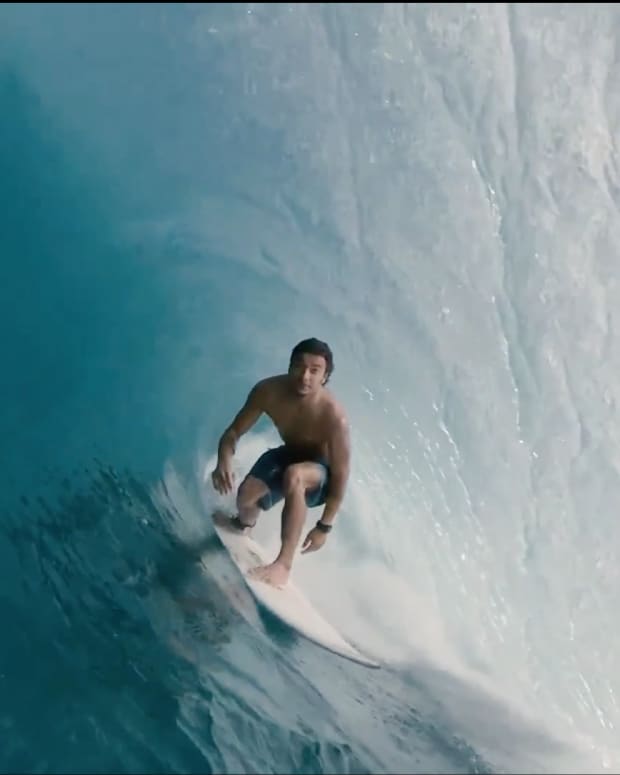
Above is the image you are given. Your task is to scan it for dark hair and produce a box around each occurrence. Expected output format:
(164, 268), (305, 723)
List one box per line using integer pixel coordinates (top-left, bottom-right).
(289, 338), (334, 383)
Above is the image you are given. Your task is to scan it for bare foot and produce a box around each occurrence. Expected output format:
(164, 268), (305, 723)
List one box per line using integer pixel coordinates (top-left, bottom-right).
(248, 561), (290, 588)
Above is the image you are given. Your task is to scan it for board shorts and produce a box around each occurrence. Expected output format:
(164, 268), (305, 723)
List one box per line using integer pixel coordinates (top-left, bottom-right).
(245, 445), (330, 511)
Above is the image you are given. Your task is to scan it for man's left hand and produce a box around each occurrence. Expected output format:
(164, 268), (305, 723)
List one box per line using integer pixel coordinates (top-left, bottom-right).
(301, 527), (328, 554)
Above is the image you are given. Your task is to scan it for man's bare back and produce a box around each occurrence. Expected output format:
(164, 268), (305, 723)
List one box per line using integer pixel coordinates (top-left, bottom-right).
(211, 338), (350, 587)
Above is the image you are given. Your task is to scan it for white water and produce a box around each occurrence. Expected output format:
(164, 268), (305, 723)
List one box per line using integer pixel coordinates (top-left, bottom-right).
(184, 5), (620, 769)
(4, 2), (620, 770)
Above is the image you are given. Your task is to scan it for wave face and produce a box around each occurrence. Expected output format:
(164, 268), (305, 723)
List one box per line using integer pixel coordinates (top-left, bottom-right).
(2, 4), (620, 773)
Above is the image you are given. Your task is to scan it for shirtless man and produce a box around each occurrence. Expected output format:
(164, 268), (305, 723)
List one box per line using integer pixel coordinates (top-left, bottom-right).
(211, 338), (351, 588)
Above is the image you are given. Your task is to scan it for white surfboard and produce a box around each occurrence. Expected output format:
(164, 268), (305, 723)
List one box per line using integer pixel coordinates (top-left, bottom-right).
(210, 511), (380, 669)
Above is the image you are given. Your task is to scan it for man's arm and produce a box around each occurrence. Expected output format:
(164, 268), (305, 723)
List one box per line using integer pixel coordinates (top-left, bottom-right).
(217, 382), (265, 462)
(212, 382), (266, 494)
(319, 414), (351, 526)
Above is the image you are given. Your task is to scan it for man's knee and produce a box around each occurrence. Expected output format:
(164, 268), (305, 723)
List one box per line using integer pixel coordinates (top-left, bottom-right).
(282, 465), (305, 496)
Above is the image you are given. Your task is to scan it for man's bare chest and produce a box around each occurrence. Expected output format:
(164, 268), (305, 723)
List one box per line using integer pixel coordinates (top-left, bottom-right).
(267, 403), (327, 444)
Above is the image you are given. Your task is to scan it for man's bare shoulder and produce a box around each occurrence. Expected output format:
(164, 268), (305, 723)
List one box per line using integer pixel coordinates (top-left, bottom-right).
(249, 375), (287, 404)
(321, 390), (349, 430)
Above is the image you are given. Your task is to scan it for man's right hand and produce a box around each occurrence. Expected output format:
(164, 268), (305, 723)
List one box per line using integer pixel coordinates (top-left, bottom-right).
(212, 457), (235, 494)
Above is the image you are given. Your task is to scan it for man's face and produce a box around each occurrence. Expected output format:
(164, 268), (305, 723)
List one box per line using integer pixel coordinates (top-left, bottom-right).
(288, 353), (328, 396)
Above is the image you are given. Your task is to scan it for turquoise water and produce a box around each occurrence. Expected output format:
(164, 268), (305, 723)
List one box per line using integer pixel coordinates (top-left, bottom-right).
(3, 4), (620, 773)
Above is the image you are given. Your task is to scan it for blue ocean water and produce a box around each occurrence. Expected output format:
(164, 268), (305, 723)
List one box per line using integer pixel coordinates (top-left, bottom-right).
(3, 3), (620, 773)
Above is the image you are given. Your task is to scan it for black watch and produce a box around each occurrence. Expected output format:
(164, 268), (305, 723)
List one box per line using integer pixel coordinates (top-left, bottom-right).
(315, 520), (332, 533)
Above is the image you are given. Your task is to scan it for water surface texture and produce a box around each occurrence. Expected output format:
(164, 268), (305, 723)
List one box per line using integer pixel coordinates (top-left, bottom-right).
(2, 4), (619, 773)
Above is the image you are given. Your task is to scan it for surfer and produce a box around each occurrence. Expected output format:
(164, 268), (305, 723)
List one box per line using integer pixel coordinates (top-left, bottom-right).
(211, 338), (351, 587)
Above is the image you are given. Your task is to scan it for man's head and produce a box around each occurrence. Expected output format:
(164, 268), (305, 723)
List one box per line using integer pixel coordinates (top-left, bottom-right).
(288, 338), (334, 396)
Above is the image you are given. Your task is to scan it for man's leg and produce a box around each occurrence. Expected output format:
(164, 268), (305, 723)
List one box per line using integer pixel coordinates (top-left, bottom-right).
(235, 475), (270, 528)
(249, 462), (324, 586)
(223, 447), (284, 532)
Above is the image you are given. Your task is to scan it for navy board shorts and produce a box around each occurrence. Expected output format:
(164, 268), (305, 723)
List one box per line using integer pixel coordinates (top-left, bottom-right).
(244, 445), (330, 511)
